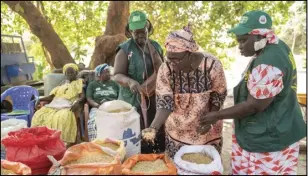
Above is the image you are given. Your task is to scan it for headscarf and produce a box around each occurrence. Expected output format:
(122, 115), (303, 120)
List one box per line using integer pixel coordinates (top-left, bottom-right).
(249, 29), (279, 51)
(165, 23), (199, 53)
(63, 63), (79, 74)
(94, 64), (109, 77)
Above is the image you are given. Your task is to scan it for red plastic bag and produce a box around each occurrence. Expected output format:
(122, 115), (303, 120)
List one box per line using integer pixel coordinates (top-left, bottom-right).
(1, 126), (66, 175)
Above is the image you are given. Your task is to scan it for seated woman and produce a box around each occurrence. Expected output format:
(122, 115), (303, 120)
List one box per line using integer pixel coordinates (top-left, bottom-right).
(86, 64), (120, 141)
(31, 63), (85, 144)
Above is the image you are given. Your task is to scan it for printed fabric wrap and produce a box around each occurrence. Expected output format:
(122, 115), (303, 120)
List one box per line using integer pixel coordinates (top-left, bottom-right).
(165, 24), (199, 53)
(95, 64), (109, 77)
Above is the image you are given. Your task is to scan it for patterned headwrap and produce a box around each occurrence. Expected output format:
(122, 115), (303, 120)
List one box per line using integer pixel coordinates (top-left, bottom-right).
(249, 29), (279, 51)
(95, 63), (109, 77)
(63, 63), (79, 74)
(165, 23), (199, 53)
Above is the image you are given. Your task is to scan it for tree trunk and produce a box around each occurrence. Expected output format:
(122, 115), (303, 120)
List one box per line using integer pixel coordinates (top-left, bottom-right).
(89, 1), (129, 69)
(41, 44), (54, 70)
(4, 1), (75, 69)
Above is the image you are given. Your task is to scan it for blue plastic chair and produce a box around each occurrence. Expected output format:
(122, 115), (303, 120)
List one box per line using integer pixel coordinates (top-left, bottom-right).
(1, 85), (39, 127)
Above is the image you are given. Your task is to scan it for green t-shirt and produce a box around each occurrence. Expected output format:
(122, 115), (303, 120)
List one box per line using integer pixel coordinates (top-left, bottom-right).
(86, 80), (120, 104)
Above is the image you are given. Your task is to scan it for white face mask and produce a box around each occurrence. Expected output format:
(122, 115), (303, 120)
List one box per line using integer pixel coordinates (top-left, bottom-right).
(254, 38), (267, 51)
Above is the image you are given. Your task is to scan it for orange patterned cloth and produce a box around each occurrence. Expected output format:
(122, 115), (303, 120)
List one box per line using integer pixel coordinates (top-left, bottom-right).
(165, 24), (199, 53)
(156, 53), (227, 158)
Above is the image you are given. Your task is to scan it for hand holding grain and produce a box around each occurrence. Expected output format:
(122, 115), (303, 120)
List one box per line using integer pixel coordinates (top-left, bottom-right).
(141, 128), (157, 144)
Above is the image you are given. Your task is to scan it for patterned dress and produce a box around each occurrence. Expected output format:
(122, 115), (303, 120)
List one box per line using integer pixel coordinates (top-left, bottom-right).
(156, 53), (227, 159)
(232, 56), (300, 175)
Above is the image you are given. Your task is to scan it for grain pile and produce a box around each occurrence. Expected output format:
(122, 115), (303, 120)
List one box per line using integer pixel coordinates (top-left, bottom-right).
(1, 168), (16, 175)
(66, 151), (115, 165)
(142, 131), (155, 143)
(101, 143), (119, 151)
(181, 153), (213, 164)
(108, 108), (130, 113)
(131, 159), (168, 173)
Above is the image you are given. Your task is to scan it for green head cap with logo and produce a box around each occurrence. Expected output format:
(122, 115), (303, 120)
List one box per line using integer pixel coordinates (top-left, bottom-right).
(128, 11), (148, 31)
(228, 10), (272, 35)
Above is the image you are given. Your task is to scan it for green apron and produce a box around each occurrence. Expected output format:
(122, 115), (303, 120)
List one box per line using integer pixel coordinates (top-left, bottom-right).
(116, 38), (163, 108)
(233, 40), (306, 152)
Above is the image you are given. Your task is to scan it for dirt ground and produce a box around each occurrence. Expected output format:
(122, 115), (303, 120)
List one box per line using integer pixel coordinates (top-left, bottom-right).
(221, 96), (307, 175)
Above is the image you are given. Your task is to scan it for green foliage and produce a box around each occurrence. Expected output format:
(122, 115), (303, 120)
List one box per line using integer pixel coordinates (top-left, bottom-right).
(131, 1), (295, 69)
(1, 1), (28, 35)
(279, 2), (306, 55)
(1, 1), (109, 80)
(1, 1), (305, 81)
(44, 1), (109, 62)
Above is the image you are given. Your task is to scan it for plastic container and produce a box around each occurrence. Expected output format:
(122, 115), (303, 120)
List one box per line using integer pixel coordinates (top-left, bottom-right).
(43, 73), (65, 96)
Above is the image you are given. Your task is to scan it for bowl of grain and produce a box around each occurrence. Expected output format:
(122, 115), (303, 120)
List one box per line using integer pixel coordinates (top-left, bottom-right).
(122, 154), (177, 175)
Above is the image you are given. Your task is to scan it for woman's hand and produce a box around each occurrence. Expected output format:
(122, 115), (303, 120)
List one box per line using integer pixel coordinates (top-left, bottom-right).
(128, 79), (141, 94)
(141, 128), (157, 144)
(197, 124), (212, 135)
(95, 103), (101, 109)
(199, 111), (220, 126)
(197, 112), (220, 135)
(70, 100), (81, 112)
(35, 99), (41, 110)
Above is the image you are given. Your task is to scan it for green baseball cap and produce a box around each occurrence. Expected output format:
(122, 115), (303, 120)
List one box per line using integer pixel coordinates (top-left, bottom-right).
(128, 11), (148, 31)
(228, 10), (272, 35)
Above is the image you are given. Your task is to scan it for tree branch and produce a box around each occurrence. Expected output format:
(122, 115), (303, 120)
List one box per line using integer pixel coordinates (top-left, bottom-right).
(3, 1), (75, 68)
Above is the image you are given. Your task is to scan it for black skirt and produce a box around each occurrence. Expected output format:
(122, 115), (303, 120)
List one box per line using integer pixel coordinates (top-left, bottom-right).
(137, 95), (165, 154)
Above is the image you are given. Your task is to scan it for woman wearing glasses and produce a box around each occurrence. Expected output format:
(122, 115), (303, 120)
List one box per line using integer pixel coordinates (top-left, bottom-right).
(142, 24), (227, 159)
(114, 11), (164, 153)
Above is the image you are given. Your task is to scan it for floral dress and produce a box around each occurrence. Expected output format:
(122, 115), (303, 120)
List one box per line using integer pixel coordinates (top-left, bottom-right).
(156, 53), (227, 159)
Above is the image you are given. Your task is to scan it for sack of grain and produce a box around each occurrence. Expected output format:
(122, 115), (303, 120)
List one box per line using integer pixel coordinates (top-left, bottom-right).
(1, 159), (31, 175)
(122, 154), (177, 175)
(48, 142), (121, 175)
(174, 145), (223, 175)
(92, 138), (126, 162)
(96, 100), (141, 158)
(1, 119), (28, 159)
(1, 126), (66, 175)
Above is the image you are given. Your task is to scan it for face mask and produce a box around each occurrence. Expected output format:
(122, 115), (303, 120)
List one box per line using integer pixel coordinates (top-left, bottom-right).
(254, 38), (267, 51)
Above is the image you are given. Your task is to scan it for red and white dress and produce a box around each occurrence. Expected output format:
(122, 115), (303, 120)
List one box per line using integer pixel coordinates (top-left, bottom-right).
(231, 64), (300, 175)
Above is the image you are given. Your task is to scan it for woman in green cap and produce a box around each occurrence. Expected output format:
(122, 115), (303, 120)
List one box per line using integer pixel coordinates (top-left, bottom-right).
(199, 10), (306, 175)
(113, 10), (164, 153)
